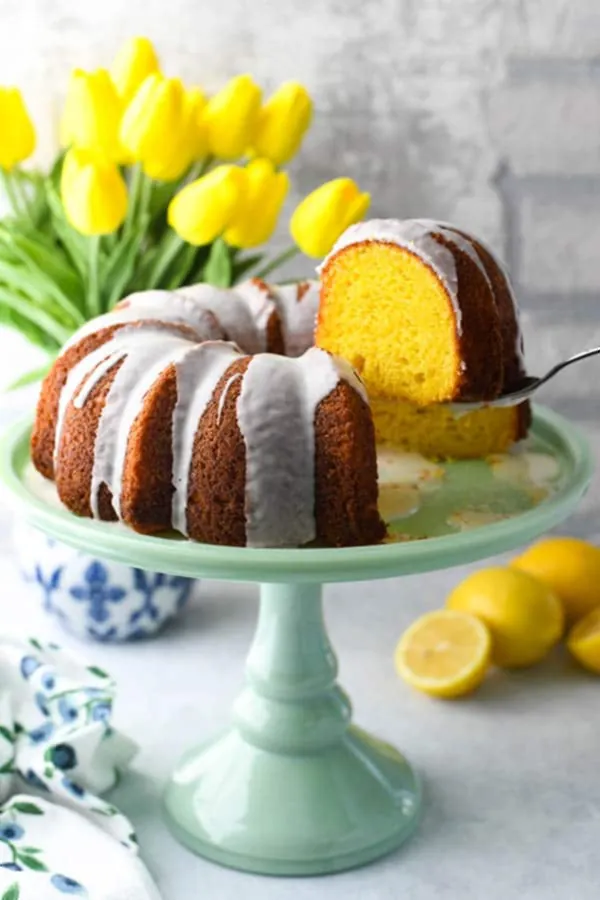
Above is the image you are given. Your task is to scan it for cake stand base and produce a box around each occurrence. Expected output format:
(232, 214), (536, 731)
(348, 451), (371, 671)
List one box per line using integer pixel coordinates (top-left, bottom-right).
(164, 583), (421, 875)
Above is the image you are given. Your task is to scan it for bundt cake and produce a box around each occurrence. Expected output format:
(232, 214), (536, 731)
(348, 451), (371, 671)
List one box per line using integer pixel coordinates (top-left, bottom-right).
(316, 218), (531, 459)
(31, 281), (385, 548)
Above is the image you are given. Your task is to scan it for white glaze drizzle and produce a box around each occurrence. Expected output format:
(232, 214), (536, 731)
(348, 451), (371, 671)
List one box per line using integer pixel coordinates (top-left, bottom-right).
(270, 281), (320, 357)
(171, 341), (242, 533)
(236, 347), (362, 547)
(233, 280), (276, 351)
(61, 290), (225, 354)
(429, 219), (526, 369)
(176, 283), (262, 354)
(90, 328), (195, 518)
(319, 219), (463, 333)
(53, 285), (367, 546)
(53, 344), (128, 467)
(216, 372), (244, 424)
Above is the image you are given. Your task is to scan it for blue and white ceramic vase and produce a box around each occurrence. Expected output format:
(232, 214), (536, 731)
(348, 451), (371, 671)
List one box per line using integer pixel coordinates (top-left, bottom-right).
(12, 520), (194, 643)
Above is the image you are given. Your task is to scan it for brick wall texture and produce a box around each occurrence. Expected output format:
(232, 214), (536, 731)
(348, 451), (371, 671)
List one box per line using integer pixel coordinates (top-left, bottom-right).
(0, 0), (598, 410)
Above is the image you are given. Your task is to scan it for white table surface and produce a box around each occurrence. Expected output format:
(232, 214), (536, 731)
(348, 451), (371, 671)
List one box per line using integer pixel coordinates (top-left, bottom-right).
(2, 390), (600, 900)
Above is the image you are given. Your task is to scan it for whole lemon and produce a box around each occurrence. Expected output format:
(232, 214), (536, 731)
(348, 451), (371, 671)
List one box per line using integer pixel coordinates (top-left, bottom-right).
(446, 567), (563, 668)
(511, 537), (600, 624)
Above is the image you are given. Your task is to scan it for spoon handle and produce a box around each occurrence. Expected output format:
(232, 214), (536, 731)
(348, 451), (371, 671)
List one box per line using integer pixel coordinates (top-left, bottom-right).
(537, 346), (600, 389)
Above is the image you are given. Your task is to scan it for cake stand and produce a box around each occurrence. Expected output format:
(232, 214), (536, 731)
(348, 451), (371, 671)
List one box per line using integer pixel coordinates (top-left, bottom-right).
(0, 409), (593, 877)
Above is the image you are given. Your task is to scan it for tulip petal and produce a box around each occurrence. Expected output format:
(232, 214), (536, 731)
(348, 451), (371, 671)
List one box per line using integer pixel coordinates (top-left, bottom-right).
(168, 165), (247, 245)
(290, 177), (369, 258)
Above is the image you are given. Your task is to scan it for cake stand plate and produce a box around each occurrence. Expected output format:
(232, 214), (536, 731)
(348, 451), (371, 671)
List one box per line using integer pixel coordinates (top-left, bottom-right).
(0, 409), (593, 877)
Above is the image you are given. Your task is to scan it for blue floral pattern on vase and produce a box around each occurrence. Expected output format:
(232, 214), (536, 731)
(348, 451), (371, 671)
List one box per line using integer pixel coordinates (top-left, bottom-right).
(12, 521), (195, 642)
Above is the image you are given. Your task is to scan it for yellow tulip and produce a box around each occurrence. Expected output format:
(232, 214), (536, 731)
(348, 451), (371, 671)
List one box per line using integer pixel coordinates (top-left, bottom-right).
(154, 87), (209, 181)
(111, 36), (160, 105)
(62, 153), (128, 236)
(185, 87), (209, 161)
(224, 159), (289, 249)
(120, 73), (195, 180)
(168, 164), (246, 245)
(253, 82), (312, 166)
(204, 74), (262, 160)
(60, 69), (124, 161)
(0, 87), (35, 170)
(290, 177), (370, 258)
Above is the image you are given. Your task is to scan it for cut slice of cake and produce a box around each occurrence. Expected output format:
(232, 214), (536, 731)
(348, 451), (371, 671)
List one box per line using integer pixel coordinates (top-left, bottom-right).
(316, 218), (530, 459)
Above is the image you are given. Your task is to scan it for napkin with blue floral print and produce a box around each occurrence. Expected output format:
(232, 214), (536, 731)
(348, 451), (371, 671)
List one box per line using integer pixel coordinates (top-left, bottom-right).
(0, 636), (161, 899)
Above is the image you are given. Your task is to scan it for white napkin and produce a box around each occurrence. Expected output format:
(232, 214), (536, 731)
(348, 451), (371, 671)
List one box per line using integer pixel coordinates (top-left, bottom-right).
(0, 636), (161, 900)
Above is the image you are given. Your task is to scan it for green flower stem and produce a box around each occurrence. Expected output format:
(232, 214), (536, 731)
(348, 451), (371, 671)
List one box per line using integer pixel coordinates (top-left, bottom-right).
(138, 174), (153, 223)
(0, 169), (24, 217)
(87, 235), (101, 317)
(13, 174), (36, 223)
(148, 230), (185, 289)
(123, 163), (144, 240)
(187, 155), (214, 183)
(254, 245), (300, 280)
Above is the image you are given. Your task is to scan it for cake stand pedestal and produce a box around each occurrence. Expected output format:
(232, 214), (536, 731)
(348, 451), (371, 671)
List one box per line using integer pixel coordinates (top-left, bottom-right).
(0, 409), (592, 876)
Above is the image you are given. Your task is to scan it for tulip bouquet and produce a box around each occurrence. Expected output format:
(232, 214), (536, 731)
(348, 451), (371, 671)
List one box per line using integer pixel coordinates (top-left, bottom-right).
(0, 36), (370, 387)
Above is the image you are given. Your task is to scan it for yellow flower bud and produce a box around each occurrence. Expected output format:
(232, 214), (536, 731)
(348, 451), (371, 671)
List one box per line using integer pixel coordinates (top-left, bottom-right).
(290, 177), (370, 258)
(204, 74), (262, 160)
(253, 82), (312, 166)
(168, 165), (246, 246)
(224, 158), (289, 249)
(120, 73), (193, 179)
(185, 87), (209, 161)
(61, 152), (128, 236)
(111, 36), (160, 105)
(60, 69), (124, 162)
(154, 87), (209, 181)
(0, 87), (36, 170)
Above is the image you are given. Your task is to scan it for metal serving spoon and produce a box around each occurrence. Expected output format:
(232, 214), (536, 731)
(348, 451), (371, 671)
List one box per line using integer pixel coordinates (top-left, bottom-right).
(450, 346), (600, 412)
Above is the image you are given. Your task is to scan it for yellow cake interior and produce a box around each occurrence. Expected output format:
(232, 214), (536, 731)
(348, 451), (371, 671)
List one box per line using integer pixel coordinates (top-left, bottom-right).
(317, 242), (462, 405)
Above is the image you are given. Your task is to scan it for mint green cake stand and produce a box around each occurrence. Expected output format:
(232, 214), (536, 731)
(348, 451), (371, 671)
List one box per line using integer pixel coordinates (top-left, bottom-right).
(0, 409), (593, 877)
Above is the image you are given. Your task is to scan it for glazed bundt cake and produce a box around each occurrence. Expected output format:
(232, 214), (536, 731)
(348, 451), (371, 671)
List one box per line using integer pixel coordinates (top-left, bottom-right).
(316, 218), (530, 459)
(32, 281), (385, 548)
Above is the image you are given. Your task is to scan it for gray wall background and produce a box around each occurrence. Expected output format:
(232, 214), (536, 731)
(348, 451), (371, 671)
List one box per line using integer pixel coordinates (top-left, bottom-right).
(1, 0), (599, 417)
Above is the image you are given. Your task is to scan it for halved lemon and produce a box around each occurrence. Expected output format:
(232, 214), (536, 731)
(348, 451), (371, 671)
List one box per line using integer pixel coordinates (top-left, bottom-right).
(394, 609), (491, 698)
(567, 607), (600, 673)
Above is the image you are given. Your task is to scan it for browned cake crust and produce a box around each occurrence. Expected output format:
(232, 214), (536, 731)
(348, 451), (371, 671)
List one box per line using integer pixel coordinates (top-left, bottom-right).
(448, 227), (525, 391)
(31, 325), (123, 480)
(37, 325), (385, 547)
(429, 233), (505, 401)
(185, 359), (385, 547)
(313, 382), (386, 546)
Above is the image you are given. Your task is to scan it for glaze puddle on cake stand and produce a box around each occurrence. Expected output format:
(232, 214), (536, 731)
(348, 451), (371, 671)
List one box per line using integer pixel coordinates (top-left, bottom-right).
(0, 409), (592, 876)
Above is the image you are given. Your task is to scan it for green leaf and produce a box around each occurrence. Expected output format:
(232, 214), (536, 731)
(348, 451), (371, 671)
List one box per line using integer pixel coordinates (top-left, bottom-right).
(203, 239), (232, 288)
(0, 759), (15, 775)
(5, 362), (53, 392)
(16, 854), (47, 872)
(164, 242), (201, 291)
(44, 766), (54, 779)
(11, 801), (44, 815)
(45, 184), (89, 279)
(0, 229), (84, 312)
(2, 883), (20, 900)
(19, 846), (41, 854)
(103, 225), (147, 311)
(88, 665), (110, 679)
(231, 253), (264, 283)
(29, 638), (42, 650)
(0, 725), (14, 743)
(0, 294), (60, 353)
(0, 287), (70, 346)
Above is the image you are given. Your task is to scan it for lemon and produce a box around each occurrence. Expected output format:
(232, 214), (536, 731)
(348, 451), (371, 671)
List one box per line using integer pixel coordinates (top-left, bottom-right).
(394, 609), (491, 698)
(446, 567), (563, 668)
(567, 607), (600, 673)
(512, 537), (600, 624)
